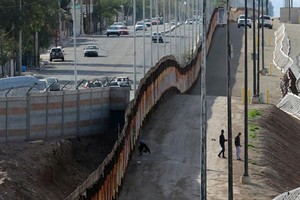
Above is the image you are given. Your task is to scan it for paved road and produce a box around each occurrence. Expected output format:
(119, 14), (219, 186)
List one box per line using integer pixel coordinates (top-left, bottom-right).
(36, 23), (200, 88)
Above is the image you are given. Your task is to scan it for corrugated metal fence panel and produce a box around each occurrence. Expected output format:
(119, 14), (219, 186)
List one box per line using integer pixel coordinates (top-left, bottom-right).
(277, 93), (300, 119)
(273, 187), (300, 200)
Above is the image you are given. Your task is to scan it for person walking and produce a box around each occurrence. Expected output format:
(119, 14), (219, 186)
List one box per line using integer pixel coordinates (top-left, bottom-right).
(218, 129), (227, 158)
(235, 132), (242, 160)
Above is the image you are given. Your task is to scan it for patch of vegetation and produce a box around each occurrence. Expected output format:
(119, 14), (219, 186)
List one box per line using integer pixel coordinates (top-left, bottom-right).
(248, 109), (261, 119)
(248, 144), (255, 148)
(248, 124), (259, 139)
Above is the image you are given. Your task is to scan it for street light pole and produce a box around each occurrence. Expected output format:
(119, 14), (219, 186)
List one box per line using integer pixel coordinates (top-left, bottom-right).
(133, 0), (137, 94)
(262, 0), (265, 79)
(257, 0), (260, 95)
(242, 0), (251, 184)
(200, 0), (207, 198)
(226, 1), (233, 199)
(253, 0), (257, 97)
(19, 0), (22, 76)
(143, 0), (146, 76)
(72, 0), (78, 87)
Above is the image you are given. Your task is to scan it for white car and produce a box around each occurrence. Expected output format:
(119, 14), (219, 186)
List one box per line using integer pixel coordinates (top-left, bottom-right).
(237, 14), (252, 28)
(258, 15), (273, 29)
(106, 77), (132, 88)
(84, 45), (99, 57)
(135, 21), (147, 31)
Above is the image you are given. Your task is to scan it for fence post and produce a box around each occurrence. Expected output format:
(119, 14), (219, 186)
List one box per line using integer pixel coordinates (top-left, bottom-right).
(5, 88), (13, 142)
(61, 91), (65, 137)
(26, 86), (35, 141)
(77, 89), (80, 136)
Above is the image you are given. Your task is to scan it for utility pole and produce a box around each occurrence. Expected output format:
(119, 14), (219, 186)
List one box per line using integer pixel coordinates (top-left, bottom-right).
(19, 0), (22, 76)
(252, 0), (257, 97)
(226, 0), (233, 199)
(200, 0), (207, 198)
(241, 0), (251, 184)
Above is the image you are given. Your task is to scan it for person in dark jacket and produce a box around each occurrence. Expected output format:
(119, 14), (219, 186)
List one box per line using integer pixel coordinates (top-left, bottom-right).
(138, 141), (151, 155)
(218, 130), (227, 158)
(235, 132), (242, 160)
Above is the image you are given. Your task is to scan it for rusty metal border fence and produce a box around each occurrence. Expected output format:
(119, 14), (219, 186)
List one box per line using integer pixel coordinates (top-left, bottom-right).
(65, 9), (219, 200)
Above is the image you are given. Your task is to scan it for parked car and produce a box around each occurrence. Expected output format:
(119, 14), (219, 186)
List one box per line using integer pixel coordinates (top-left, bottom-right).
(152, 32), (164, 43)
(143, 19), (152, 27)
(84, 79), (102, 88)
(258, 15), (273, 29)
(49, 47), (64, 61)
(44, 77), (60, 91)
(151, 18), (160, 25)
(106, 25), (129, 36)
(105, 77), (132, 89)
(84, 45), (99, 57)
(135, 21), (147, 31)
(237, 14), (252, 28)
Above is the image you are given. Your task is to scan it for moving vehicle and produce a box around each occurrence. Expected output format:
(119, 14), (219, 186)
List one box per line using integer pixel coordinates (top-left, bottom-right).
(258, 15), (273, 29)
(84, 45), (99, 57)
(106, 25), (129, 36)
(237, 14), (251, 28)
(152, 32), (164, 43)
(135, 21), (147, 31)
(49, 47), (64, 61)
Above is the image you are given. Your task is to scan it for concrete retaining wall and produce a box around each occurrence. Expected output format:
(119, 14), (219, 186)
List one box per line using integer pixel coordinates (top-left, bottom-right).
(0, 87), (130, 142)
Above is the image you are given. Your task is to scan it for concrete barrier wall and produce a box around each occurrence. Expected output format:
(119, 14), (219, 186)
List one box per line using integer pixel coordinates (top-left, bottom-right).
(65, 8), (219, 200)
(0, 87), (130, 142)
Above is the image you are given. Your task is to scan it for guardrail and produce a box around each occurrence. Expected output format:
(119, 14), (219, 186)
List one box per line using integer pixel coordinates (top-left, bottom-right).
(65, 8), (219, 200)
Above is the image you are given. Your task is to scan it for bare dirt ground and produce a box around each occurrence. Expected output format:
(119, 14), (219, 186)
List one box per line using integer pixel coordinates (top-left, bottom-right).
(0, 135), (116, 200)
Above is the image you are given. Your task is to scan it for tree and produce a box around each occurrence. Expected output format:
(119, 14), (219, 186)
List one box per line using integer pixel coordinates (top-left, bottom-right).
(0, 0), (60, 71)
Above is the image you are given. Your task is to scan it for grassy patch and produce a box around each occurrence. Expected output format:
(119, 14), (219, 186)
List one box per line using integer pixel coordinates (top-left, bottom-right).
(248, 144), (255, 148)
(248, 109), (261, 119)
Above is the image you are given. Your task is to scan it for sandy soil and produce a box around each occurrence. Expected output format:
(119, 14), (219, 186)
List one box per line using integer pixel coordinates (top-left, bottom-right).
(0, 135), (116, 200)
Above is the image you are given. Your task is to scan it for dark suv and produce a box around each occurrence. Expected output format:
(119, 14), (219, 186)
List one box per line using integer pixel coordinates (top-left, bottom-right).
(49, 47), (64, 62)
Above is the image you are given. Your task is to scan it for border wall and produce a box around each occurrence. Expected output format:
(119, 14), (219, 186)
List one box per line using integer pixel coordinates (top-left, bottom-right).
(65, 8), (219, 200)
